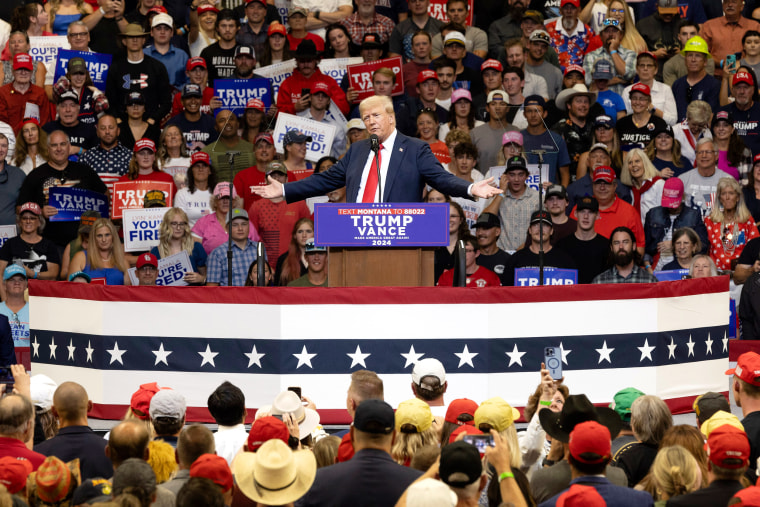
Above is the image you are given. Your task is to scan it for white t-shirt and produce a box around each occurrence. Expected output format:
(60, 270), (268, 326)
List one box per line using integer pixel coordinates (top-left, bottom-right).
(292, 0), (351, 39)
(161, 157), (191, 191)
(174, 188), (211, 228)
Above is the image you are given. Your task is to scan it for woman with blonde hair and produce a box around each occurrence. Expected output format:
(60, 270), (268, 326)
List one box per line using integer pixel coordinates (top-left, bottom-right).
(645, 127), (689, 178)
(68, 218), (130, 285)
(576, 116), (623, 178)
(45, 0), (92, 35)
(645, 445), (701, 504)
(705, 177), (759, 271)
(690, 254), (719, 277)
(620, 148), (663, 224)
(150, 208), (207, 285)
(674, 101), (713, 165)
(156, 124), (191, 191)
(392, 398), (439, 466)
(13, 118), (47, 175)
(606, 0), (646, 53)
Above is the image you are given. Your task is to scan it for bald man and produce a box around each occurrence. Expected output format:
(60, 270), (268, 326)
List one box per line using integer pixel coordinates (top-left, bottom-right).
(34, 381), (113, 479)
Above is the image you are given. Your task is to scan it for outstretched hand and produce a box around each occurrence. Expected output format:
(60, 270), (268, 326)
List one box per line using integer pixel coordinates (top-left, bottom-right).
(252, 176), (284, 199)
(472, 177), (504, 199)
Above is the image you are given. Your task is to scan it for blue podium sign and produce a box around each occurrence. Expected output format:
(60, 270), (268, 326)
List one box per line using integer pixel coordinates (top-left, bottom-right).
(48, 187), (109, 221)
(314, 203), (449, 247)
(514, 267), (578, 286)
(654, 269), (689, 281)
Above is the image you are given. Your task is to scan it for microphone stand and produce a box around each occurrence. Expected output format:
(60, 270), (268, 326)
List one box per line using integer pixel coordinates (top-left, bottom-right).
(226, 151), (240, 286)
(257, 242), (266, 286)
(532, 150), (547, 286)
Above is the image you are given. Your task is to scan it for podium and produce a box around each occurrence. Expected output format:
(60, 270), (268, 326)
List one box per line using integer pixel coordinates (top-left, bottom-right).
(314, 203), (449, 288)
(328, 247), (435, 287)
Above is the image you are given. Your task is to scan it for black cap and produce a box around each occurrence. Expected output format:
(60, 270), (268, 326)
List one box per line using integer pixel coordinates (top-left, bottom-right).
(524, 95), (546, 109)
(545, 184), (567, 201)
(361, 32), (383, 49)
(694, 392), (730, 424)
(473, 212), (500, 229)
(530, 210), (553, 227)
(505, 156), (528, 174)
(353, 399), (394, 434)
(576, 196), (599, 212)
(439, 441), (483, 488)
(125, 91), (145, 106)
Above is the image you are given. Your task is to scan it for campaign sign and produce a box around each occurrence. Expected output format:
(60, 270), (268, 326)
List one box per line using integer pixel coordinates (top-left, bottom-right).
(48, 187), (109, 222)
(428, 0), (473, 25)
(112, 181), (173, 219)
(314, 203), (449, 247)
(654, 269), (689, 281)
(255, 59), (296, 102)
(122, 207), (169, 252)
(214, 78), (272, 110)
(514, 267), (578, 286)
(53, 49), (112, 91)
(346, 57), (404, 102)
(127, 250), (192, 286)
(488, 163), (550, 193)
(272, 113), (336, 162)
(319, 57), (364, 86)
(30, 36), (70, 67)
(0, 225), (16, 249)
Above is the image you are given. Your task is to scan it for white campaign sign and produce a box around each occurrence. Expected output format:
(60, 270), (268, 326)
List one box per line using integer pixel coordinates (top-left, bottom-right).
(488, 163), (550, 192)
(318, 57), (364, 86)
(30, 36), (70, 86)
(0, 225), (17, 249)
(122, 208), (169, 252)
(272, 113), (337, 162)
(256, 59), (296, 102)
(127, 250), (193, 286)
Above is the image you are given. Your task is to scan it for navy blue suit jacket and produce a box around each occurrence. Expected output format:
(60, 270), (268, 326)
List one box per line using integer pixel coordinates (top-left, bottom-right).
(284, 131), (472, 203)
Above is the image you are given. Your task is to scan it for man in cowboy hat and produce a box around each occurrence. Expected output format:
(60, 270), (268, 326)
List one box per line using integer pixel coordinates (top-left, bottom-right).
(277, 39), (350, 116)
(530, 394), (627, 503)
(105, 23), (172, 123)
(553, 79), (596, 182)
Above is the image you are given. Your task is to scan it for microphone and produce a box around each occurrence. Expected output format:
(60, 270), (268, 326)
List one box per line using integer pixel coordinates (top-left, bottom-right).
(370, 134), (380, 153)
(369, 134), (382, 203)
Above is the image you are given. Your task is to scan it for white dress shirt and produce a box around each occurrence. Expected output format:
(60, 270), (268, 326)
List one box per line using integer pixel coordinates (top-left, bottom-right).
(357, 129), (397, 203)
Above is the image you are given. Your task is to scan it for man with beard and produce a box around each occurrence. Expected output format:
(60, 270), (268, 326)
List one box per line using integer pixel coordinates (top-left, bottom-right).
(592, 226), (657, 283)
(42, 91), (98, 158)
(546, 0), (600, 71)
(557, 196), (609, 284)
(200, 10), (240, 85)
(487, 0), (527, 60)
(720, 70), (760, 156)
(202, 110), (255, 183)
(234, 133), (277, 211)
(552, 83), (595, 184)
(388, 0), (443, 60)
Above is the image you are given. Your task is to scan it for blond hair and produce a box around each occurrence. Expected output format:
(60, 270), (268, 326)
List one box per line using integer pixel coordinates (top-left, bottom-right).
(87, 219), (128, 273)
(620, 148), (661, 187)
(709, 177), (751, 223)
(651, 445), (700, 500)
(157, 208), (195, 259)
(391, 427), (438, 465)
(359, 95), (394, 117)
(607, 0), (647, 53)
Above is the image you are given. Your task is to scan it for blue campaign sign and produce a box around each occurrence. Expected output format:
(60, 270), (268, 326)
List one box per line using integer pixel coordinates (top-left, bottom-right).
(214, 78), (272, 110)
(54, 49), (112, 91)
(514, 267), (578, 286)
(314, 203), (449, 247)
(654, 269), (689, 281)
(48, 187), (109, 221)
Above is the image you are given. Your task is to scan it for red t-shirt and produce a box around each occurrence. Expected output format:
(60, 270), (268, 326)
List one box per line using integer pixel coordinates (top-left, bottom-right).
(287, 33), (325, 52)
(249, 199), (312, 268)
(570, 197), (645, 245)
(287, 163), (314, 182)
(234, 165), (269, 211)
(438, 265), (501, 287)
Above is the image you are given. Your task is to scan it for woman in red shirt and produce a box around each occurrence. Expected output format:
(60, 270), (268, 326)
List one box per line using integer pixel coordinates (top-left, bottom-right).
(118, 138), (177, 198)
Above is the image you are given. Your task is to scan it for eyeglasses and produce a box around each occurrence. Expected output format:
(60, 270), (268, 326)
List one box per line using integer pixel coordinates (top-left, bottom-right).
(609, 8), (625, 14)
(170, 222), (187, 228)
(68, 32), (88, 38)
(696, 150), (717, 155)
(450, 214), (462, 219)
(20, 216), (39, 222)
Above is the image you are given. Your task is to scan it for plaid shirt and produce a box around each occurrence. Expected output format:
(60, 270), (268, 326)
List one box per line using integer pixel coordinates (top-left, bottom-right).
(207, 239), (260, 286)
(496, 186), (540, 252)
(592, 264), (658, 284)
(340, 12), (396, 45)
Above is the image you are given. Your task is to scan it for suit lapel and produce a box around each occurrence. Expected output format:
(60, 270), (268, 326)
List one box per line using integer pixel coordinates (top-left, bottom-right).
(383, 133), (409, 201)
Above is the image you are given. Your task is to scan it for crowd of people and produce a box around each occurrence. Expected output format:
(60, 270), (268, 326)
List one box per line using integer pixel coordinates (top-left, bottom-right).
(2, 353), (760, 507)
(0, 0), (759, 290)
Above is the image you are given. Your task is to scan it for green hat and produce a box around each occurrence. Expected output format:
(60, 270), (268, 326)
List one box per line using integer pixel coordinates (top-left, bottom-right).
(609, 387), (645, 423)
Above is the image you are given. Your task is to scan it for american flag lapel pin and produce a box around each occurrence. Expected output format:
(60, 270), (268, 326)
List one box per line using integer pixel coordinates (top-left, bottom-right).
(399, 148), (404, 152)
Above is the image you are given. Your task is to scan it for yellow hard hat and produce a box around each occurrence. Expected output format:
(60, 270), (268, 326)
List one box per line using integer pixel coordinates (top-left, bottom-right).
(681, 36), (711, 57)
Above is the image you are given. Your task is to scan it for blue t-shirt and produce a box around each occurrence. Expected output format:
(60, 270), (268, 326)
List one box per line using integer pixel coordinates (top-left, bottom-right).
(166, 113), (218, 154)
(596, 90), (626, 125)
(521, 129), (572, 184)
(0, 302), (28, 348)
(150, 242), (208, 273)
(673, 75), (721, 123)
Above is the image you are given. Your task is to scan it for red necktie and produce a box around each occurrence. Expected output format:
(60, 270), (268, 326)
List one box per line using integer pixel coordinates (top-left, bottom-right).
(361, 144), (383, 203)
